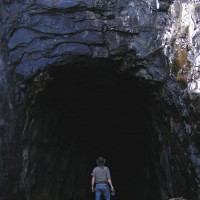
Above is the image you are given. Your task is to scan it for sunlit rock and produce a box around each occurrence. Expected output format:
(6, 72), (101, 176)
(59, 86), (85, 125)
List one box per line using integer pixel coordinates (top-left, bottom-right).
(0, 0), (200, 200)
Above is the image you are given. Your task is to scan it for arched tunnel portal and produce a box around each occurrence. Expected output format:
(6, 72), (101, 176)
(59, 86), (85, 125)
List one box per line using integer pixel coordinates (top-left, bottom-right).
(22, 59), (162, 200)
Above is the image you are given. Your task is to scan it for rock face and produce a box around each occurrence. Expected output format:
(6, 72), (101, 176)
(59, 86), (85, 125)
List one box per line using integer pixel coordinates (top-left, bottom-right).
(0, 0), (200, 200)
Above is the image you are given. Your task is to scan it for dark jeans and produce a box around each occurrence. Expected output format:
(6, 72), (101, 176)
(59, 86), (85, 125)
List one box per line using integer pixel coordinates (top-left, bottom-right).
(95, 183), (110, 200)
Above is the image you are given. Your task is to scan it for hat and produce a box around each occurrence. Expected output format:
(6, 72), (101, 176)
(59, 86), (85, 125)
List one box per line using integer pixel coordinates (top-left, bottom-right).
(96, 157), (106, 165)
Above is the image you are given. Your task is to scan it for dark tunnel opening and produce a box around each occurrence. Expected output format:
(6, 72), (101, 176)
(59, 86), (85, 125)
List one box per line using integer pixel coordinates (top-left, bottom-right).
(26, 59), (161, 200)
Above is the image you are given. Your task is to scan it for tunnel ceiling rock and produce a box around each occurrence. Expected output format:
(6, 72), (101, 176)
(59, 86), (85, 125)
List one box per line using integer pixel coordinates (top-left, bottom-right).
(2, 0), (169, 82)
(0, 0), (200, 200)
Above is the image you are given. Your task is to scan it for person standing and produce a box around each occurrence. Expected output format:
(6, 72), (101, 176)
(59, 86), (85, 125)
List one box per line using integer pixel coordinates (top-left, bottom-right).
(91, 157), (115, 200)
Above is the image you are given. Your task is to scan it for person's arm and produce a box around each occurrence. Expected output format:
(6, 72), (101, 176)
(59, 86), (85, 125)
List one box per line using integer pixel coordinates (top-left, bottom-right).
(91, 176), (95, 192)
(108, 179), (114, 191)
(106, 167), (114, 191)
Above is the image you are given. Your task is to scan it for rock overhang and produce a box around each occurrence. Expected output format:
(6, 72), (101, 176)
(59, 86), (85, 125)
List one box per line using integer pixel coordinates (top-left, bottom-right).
(3, 0), (169, 84)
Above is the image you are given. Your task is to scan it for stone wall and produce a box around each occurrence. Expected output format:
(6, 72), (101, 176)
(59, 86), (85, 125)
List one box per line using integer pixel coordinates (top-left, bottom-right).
(0, 0), (199, 200)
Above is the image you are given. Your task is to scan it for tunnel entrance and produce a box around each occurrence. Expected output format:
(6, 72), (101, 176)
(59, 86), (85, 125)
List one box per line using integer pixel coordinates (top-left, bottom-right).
(25, 59), (161, 200)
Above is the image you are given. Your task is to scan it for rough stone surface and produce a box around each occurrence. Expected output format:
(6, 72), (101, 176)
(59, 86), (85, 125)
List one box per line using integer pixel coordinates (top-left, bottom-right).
(0, 0), (200, 200)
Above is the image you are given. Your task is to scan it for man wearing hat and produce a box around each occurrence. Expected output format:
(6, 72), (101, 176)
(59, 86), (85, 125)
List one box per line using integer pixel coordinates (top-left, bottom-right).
(91, 157), (115, 200)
